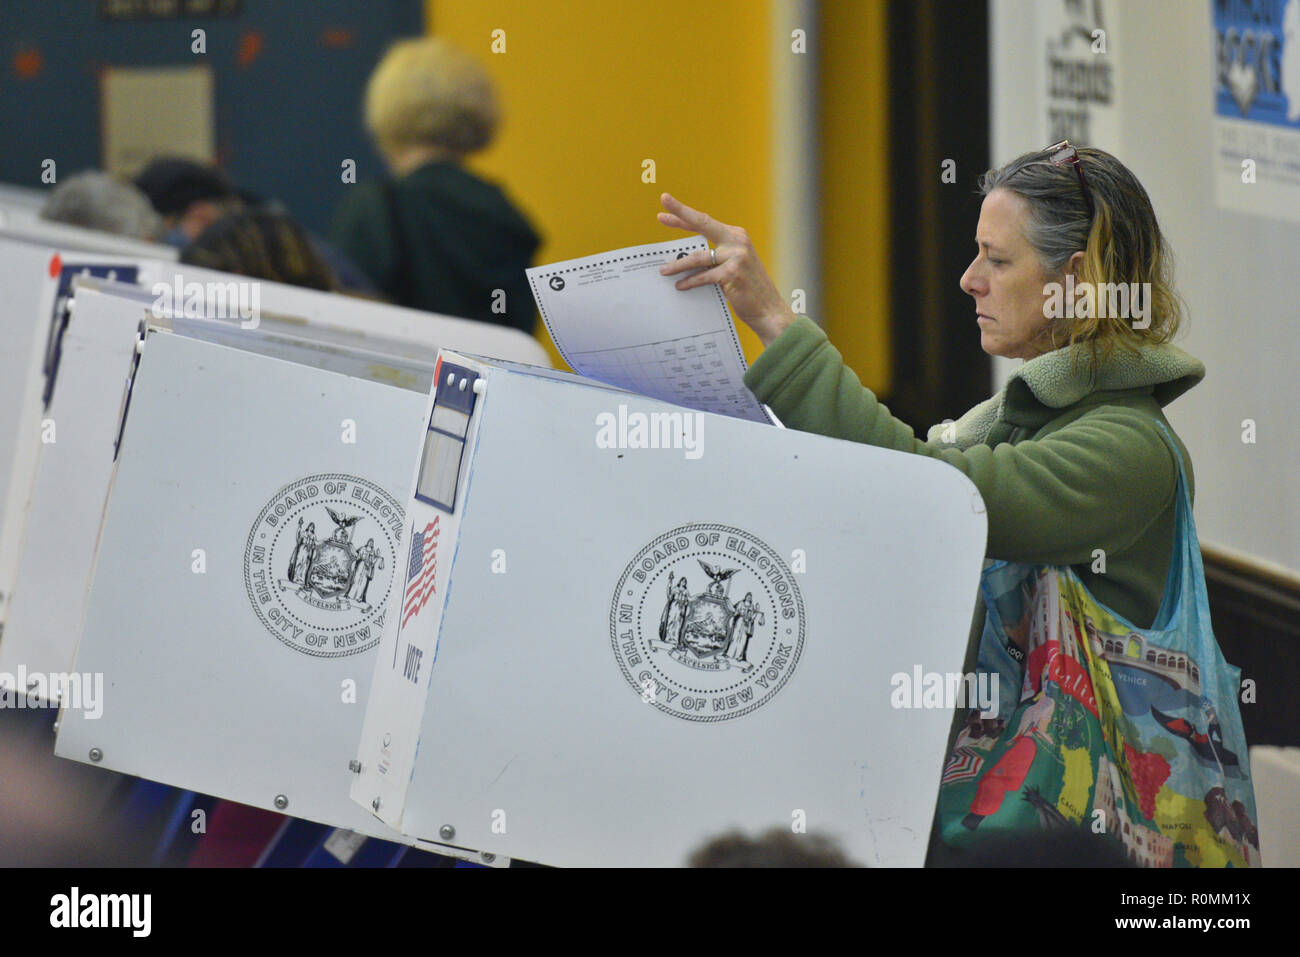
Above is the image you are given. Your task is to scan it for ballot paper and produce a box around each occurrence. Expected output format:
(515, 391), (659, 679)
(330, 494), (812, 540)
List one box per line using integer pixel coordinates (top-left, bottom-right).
(526, 238), (774, 424)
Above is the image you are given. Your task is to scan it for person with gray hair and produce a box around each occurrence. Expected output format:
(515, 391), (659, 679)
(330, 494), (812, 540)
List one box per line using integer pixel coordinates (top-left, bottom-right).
(331, 36), (540, 333)
(655, 142), (1253, 866)
(39, 171), (161, 240)
(655, 146), (1196, 643)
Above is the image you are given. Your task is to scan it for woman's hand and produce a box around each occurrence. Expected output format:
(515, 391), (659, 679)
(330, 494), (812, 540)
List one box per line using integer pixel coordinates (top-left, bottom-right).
(657, 193), (797, 347)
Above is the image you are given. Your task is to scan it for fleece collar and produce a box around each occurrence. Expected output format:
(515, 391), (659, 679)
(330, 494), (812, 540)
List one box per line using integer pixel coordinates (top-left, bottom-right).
(926, 340), (1205, 449)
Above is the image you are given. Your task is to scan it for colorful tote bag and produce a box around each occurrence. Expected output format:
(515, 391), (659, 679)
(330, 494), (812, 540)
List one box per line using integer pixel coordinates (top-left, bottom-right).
(936, 422), (1258, 867)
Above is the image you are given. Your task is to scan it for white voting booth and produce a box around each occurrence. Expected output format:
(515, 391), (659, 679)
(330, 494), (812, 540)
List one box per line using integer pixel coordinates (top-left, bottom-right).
(1, 281), (417, 699)
(0, 264), (549, 698)
(349, 351), (989, 867)
(14, 255), (547, 863)
(0, 239), (173, 640)
(50, 329), (500, 861)
(6, 224), (986, 865)
(0, 222), (175, 640)
(0, 218), (176, 259)
(50, 332), (988, 866)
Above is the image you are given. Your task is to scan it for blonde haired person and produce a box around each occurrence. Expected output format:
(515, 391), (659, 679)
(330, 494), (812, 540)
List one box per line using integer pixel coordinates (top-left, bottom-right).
(332, 36), (540, 332)
(658, 144), (1224, 864)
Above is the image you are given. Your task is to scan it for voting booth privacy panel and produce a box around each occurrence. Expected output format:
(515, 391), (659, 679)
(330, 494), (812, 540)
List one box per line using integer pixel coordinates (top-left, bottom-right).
(0, 280), (425, 697)
(0, 239), (75, 542)
(3, 227), (987, 865)
(157, 261), (553, 375)
(0, 220), (174, 510)
(51, 330), (452, 851)
(0, 242), (171, 637)
(0, 284), (150, 693)
(0, 261), (550, 701)
(351, 351), (989, 867)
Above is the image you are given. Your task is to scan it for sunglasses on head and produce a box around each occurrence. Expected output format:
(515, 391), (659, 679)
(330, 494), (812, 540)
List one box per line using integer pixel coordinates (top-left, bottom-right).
(1044, 140), (1095, 221)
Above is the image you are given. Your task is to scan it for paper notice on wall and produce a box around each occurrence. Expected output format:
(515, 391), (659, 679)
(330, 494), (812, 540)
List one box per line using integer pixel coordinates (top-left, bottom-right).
(526, 239), (774, 424)
(1212, 0), (1300, 223)
(1035, 0), (1123, 151)
(101, 65), (215, 178)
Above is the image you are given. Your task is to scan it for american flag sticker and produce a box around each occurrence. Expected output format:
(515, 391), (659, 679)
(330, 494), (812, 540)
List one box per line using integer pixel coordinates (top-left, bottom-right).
(401, 517), (441, 630)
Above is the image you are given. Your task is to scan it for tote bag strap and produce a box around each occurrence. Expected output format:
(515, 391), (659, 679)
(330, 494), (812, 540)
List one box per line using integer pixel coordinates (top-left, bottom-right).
(1148, 419), (1213, 631)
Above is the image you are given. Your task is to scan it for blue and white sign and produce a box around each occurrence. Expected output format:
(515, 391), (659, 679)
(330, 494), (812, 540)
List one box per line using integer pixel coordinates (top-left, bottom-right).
(1213, 0), (1300, 221)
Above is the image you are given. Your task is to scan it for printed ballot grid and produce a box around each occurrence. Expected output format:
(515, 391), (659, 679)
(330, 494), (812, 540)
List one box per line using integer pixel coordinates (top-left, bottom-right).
(570, 332), (754, 415)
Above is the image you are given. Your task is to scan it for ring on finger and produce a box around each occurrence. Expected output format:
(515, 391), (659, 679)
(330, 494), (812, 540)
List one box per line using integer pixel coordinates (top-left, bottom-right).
(710, 247), (717, 267)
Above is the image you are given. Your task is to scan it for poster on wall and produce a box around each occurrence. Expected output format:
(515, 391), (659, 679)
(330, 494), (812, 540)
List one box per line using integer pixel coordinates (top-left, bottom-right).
(1035, 0), (1123, 152)
(1212, 0), (1300, 223)
(101, 65), (215, 178)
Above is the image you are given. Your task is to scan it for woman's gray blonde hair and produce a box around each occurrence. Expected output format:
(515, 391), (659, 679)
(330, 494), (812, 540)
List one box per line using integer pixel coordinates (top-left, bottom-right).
(365, 37), (499, 157)
(979, 146), (1186, 368)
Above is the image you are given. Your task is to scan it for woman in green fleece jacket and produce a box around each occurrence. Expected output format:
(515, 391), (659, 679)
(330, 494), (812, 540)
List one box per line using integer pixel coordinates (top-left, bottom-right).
(657, 145), (1210, 861)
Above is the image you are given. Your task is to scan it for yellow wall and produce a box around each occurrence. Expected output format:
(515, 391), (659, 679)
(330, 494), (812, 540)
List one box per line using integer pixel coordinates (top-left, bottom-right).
(428, 0), (773, 370)
(820, 0), (891, 393)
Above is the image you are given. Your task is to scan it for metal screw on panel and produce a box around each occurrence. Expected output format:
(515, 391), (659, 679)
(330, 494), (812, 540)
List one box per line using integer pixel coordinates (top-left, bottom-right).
(89, 748), (102, 762)
(372, 797), (381, 812)
(274, 794), (288, 810)
(348, 760), (362, 773)
(439, 824), (455, 841)
(481, 852), (496, 864)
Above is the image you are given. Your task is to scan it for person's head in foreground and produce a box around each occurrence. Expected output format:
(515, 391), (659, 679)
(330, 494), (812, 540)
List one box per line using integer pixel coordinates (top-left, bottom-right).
(365, 36), (500, 176)
(688, 829), (858, 867)
(960, 142), (1185, 366)
(39, 171), (161, 240)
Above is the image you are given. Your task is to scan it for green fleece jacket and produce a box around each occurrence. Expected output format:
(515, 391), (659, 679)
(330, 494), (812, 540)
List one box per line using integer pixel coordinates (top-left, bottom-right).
(742, 314), (1205, 654)
(744, 315), (1206, 863)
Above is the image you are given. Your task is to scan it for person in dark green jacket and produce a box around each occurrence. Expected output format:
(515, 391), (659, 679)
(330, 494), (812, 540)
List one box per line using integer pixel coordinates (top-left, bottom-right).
(657, 144), (1208, 863)
(332, 37), (541, 334)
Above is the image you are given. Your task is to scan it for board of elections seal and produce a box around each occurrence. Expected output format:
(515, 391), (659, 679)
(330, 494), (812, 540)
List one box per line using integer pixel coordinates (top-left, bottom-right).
(244, 473), (404, 659)
(611, 523), (805, 722)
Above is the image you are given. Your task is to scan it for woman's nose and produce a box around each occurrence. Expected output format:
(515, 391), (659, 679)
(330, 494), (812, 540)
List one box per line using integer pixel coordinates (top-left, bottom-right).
(960, 261), (982, 297)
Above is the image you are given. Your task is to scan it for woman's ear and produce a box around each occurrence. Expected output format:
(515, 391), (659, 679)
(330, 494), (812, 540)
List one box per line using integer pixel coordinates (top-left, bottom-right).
(1065, 249), (1086, 278)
